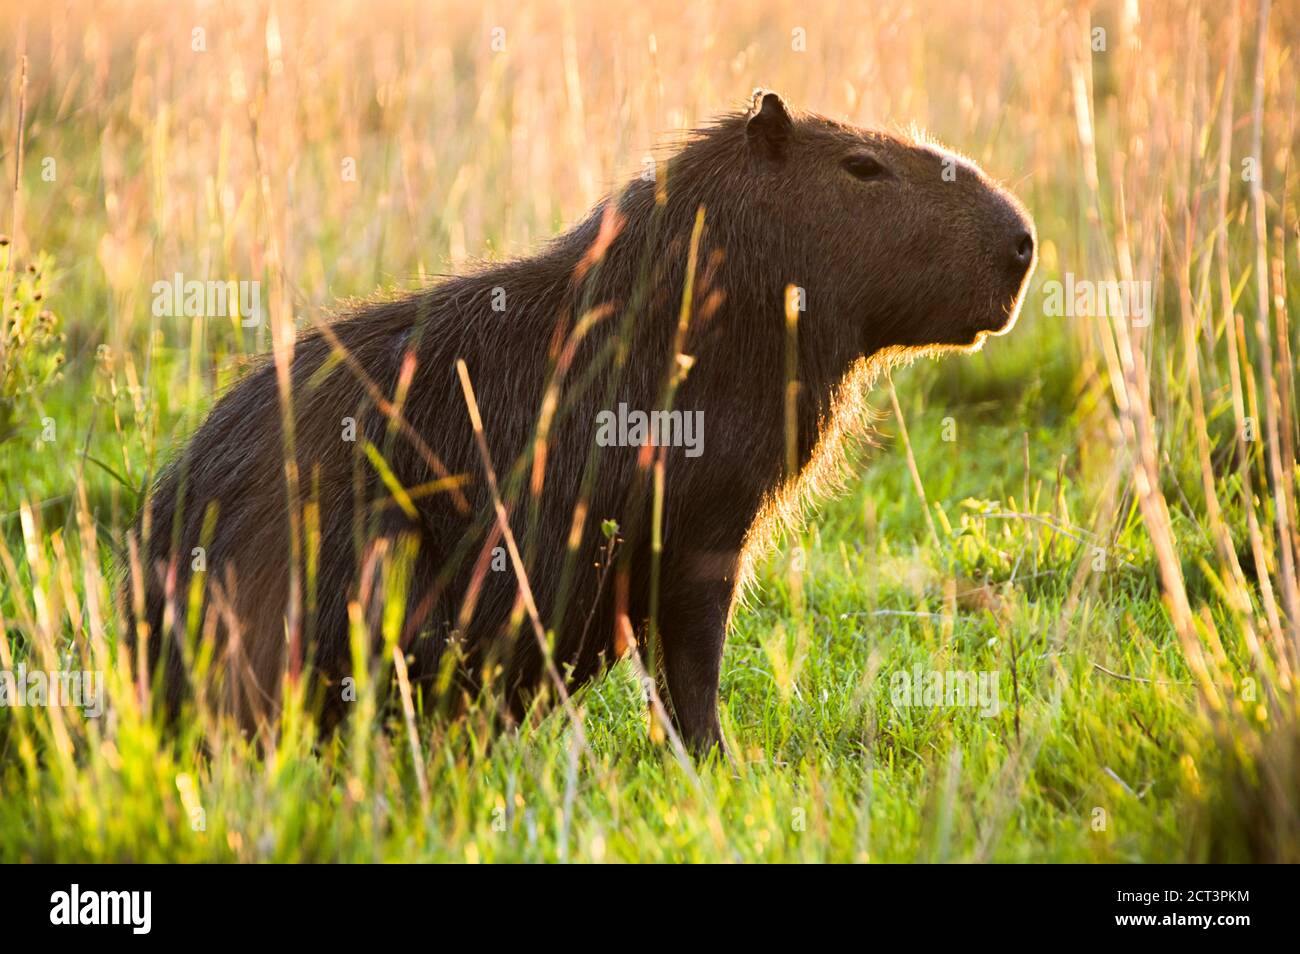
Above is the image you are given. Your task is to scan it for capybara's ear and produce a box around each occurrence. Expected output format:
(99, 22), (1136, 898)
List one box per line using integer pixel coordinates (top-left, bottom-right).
(746, 88), (792, 160)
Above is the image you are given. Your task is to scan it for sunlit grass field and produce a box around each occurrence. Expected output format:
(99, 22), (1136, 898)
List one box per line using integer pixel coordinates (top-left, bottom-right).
(1, 0), (1298, 862)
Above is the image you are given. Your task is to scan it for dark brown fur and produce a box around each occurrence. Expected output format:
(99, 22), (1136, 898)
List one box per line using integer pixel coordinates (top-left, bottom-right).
(126, 91), (1036, 752)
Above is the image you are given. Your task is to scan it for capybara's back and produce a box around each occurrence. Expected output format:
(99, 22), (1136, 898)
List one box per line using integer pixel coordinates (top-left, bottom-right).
(127, 91), (1035, 750)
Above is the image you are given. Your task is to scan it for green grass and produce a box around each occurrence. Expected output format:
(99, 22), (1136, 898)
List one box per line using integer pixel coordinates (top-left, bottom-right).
(0, 340), (1222, 862)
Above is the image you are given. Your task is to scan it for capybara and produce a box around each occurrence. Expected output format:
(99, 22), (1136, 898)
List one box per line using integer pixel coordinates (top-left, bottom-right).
(127, 90), (1036, 753)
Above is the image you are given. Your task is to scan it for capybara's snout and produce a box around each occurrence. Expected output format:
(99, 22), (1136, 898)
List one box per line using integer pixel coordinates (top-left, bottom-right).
(981, 190), (1037, 337)
(986, 188), (1036, 283)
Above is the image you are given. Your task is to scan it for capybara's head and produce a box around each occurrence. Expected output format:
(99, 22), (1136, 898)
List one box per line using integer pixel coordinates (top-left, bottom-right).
(686, 90), (1036, 354)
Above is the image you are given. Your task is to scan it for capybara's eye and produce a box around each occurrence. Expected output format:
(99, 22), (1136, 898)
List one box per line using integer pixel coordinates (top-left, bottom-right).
(842, 153), (888, 181)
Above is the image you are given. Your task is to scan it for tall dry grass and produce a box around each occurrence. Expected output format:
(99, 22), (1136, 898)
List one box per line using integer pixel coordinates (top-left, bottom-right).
(1061, 0), (1300, 859)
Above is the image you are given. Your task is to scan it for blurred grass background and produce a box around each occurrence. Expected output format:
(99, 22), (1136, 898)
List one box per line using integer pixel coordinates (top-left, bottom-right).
(0, 0), (1297, 861)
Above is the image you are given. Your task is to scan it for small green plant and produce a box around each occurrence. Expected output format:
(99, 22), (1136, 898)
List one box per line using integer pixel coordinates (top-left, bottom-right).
(1, 248), (65, 446)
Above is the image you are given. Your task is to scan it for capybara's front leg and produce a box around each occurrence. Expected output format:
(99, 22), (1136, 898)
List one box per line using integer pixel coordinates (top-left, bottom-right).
(656, 560), (737, 755)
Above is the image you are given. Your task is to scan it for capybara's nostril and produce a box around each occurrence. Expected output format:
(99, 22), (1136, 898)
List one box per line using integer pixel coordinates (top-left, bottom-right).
(1012, 231), (1034, 271)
